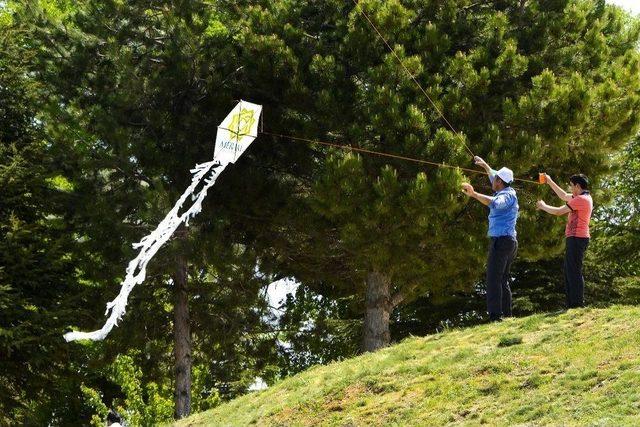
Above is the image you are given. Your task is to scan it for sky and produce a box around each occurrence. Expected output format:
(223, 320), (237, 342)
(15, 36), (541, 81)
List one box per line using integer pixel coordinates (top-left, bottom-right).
(607, 0), (640, 15)
(267, 278), (299, 313)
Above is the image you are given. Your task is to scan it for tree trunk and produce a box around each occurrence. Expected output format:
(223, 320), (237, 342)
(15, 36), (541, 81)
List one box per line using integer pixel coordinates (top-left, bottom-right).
(173, 252), (191, 419)
(362, 271), (392, 353)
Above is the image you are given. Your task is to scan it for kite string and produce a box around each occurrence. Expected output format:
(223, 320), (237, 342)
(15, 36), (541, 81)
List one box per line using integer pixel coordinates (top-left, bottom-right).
(261, 130), (484, 176)
(349, 0), (475, 158)
(218, 126), (539, 184)
(262, 130), (540, 184)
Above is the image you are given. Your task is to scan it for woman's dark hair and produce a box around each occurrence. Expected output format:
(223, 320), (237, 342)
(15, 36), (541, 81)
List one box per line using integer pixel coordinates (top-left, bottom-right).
(570, 174), (589, 190)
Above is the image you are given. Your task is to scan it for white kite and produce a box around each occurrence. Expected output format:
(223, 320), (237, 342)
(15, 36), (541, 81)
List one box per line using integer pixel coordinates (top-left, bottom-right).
(64, 100), (262, 342)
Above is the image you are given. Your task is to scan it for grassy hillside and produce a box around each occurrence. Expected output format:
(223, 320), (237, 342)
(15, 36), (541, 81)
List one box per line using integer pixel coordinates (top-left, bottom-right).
(177, 306), (640, 426)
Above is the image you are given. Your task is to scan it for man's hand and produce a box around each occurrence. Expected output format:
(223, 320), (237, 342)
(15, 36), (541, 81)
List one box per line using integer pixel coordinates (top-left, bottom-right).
(462, 183), (475, 197)
(536, 200), (547, 210)
(474, 156), (489, 169)
(464, 183), (494, 206)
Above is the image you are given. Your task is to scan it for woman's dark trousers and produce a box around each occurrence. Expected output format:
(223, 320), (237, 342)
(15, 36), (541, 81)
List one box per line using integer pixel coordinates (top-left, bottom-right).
(564, 237), (590, 308)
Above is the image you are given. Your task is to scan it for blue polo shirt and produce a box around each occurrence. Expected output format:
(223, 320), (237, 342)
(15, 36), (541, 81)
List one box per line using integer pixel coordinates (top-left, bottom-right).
(488, 186), (519, 238)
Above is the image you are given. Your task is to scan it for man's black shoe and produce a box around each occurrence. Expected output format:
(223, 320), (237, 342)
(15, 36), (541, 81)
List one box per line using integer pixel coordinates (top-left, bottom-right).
(488, 314), (503, 322)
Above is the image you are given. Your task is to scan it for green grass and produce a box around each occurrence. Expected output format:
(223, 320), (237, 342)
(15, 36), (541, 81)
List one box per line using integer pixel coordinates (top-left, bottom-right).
(176, 306), (640, 426)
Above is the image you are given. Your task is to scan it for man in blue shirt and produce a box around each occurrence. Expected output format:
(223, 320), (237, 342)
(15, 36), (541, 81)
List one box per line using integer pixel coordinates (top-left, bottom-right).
(462, 156), (519, 321)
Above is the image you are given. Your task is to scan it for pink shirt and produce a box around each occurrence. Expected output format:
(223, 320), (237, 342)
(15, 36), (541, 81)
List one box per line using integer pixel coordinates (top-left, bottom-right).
(565, 192), (593, 238)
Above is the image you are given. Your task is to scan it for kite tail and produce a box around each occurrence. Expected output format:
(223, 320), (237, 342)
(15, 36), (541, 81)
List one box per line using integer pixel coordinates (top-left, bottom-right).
(64, 160), (223, 342)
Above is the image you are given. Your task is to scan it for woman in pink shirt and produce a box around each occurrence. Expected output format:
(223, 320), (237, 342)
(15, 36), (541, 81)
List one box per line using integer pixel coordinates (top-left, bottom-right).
(536, 174), (593, 308)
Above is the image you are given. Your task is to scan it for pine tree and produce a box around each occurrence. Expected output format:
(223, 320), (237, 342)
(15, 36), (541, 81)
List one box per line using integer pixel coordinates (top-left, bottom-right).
(22, 0), (288, 419)
(0, 3), (94, 422)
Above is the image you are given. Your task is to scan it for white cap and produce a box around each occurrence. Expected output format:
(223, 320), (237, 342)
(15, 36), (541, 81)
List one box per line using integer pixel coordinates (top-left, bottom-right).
(495, 167), (514, 184)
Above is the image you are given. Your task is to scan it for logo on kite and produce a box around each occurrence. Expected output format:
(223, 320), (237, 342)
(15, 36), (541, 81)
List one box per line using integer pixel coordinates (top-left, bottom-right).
(228, 108), (257, 141)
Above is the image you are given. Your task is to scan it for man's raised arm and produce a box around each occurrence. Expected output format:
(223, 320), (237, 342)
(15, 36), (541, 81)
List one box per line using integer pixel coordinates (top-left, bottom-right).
(474, 156), (495, 182)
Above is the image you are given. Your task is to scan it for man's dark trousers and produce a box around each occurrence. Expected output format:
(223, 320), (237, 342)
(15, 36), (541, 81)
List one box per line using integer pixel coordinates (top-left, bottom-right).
(487, 236), (518, 319)
(564, 237), (589, 308)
